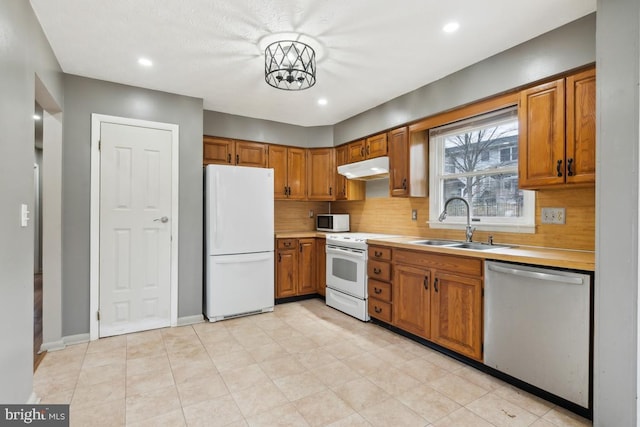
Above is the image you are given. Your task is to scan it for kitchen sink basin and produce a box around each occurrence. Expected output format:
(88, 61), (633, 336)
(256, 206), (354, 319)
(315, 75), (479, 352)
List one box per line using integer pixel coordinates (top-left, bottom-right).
(452, 242), (511, 250)
(409, 239), (461, 246)
(409, 240), (511, 250)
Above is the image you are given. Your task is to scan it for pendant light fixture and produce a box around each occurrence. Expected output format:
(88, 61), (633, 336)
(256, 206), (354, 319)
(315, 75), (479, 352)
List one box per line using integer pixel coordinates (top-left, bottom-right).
(265, 40), (316, 90)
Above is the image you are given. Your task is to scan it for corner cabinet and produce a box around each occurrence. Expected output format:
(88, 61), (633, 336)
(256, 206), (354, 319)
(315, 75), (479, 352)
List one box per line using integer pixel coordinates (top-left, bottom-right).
(203, 136), (268, 167)
(518, 67), (596, 189)
(307, 148), (335, 201)
(346, 133), (388, 163)
(269, 145), (307, 200)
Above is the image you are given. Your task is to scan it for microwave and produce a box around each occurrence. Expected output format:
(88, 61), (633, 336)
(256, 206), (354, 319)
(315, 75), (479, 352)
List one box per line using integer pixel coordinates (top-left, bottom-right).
(316, 214), (350, 232)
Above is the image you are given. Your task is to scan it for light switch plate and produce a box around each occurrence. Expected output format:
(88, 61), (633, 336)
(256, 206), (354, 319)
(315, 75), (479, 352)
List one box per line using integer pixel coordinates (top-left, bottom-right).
(411, 209), (418, 221)
(541, 207), (565, 224)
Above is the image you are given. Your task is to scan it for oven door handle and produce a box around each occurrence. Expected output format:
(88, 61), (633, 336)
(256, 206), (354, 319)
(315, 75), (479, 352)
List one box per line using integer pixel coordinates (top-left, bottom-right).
(326, 245), (366, 259)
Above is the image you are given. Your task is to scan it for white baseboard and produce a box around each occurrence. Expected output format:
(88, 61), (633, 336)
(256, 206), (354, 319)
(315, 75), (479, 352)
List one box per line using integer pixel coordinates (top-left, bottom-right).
(64, 333), (90, 346)
(177, 314), (204, 326)
(40, 339), (65, 352)
(27, 392), (40, 404)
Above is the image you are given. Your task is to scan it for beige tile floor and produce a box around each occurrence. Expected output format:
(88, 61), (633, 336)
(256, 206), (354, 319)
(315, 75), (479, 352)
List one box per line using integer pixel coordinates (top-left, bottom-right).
(34, 299), (593, 427)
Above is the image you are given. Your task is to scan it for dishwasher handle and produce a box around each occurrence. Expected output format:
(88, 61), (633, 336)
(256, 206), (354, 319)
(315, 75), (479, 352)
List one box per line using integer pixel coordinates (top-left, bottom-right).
(487, 263), (584, 285)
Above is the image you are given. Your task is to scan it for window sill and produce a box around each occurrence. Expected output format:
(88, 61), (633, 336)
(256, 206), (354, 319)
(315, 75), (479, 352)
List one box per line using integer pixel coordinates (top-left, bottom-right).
(427, 221), (535, 234)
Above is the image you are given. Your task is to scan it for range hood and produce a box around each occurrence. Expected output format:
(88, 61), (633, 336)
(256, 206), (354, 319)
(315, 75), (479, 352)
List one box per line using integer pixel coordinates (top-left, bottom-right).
(337, 156), (389, 180)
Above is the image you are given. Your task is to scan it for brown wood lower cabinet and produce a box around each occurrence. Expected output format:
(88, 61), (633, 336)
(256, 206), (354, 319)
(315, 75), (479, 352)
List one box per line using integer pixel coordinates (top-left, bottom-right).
(372, 246), (484, 361)
(275, 237), (317, 299)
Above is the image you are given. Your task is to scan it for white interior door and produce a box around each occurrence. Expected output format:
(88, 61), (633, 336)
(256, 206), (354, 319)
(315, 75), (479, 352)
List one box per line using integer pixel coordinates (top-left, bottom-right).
(99, 122), (172, 337)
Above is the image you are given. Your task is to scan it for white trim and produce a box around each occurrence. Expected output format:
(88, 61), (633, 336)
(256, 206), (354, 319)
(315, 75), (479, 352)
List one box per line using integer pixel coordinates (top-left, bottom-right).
(63, 333), (90, 346)
(177, 314), (205, 326)
(39, 339), (65, 352)
(90, 114), (180, 341)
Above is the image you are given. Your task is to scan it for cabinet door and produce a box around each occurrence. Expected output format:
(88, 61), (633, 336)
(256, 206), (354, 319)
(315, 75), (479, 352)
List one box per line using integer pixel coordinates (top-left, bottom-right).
(393, 264), (430, 339)
(203, 136), (234, 165)
(388, 127), (409, 197)
(315, 238), (326, 296)
(366, 133), (388, 159)
(276, 247), (297, 298)
(307, 148), (335, 201)
(518, 79), (566, 188)
(431, 271), (483, 360)
(565, 68), (596, 185)
(287, 147), (307, 200)
(347, 140), (366, 163)
(235, 141), (268, 168)
(335, 145), (349, 200)
(268, 145), (288, 199)
(298, 238), (316, 295)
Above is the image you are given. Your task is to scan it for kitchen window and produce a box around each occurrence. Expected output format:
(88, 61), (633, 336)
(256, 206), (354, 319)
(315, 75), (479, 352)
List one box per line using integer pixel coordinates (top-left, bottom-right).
(429, 106), (535, 233)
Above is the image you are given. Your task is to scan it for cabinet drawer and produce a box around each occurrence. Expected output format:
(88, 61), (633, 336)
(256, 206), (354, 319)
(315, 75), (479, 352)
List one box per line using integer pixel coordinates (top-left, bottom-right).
(369, 246), (392, 261)
(277, 239), (297, 249)
(369, 298), (392, 323)
(368, 260), (391, 282)
(394, 249), (482, 277)
(368, 279), (391, 302)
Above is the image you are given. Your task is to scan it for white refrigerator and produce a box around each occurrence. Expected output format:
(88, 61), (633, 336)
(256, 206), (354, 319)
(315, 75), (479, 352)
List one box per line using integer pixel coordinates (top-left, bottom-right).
(205, 165), (274, 321)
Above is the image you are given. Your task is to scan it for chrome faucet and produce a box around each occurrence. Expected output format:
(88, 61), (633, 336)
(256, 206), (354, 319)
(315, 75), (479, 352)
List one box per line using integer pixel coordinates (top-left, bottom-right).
(438, 196), (475, 242)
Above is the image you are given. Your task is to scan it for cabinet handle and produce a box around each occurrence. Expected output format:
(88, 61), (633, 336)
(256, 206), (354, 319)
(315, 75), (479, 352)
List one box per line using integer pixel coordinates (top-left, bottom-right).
(329, 187), (332, 196)
(284, 186), (288, 196)
(556, 159), (563, 177)
(236, 154), (240, 164)
(434, 277), (439, 292)
(360, 147), (365, 158)
(366, 145), (370, 155)
(374, 287), (382, 294)
(278, 253), (281, 262)
(373, 267), (382, 274)
(299, 243), (303, 252)
(374, 251), (383, 257)
(423, 277), (428, 290)
(227, 153), (231, 163)
(287, 186), (291, 196)
(284, 241), (291, 247)
(402, 178), (407, 190)
(567, 158), (574, 176)
(374, 306), (382, 314)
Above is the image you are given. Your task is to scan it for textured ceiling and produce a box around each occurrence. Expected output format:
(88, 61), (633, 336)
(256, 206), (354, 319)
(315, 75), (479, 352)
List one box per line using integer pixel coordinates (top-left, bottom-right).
(30, 0), (595, 127)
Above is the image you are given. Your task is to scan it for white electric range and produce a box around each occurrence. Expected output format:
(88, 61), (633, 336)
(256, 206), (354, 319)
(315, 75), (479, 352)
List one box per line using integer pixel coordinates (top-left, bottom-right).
(325, 232), (397, 321)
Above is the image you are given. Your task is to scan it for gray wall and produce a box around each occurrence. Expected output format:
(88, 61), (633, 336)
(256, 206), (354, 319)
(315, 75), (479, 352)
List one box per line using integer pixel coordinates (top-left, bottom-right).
(334, 13), (596, 144)
(63, 75), (204, 335)
(0, 0), (63, 403)
(594, 0), (640, 425)
(204, 110), (333, 148)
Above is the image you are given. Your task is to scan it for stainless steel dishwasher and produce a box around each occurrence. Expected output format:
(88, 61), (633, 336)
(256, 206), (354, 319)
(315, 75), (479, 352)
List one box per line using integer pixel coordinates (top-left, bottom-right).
(484, 261), (591, 408)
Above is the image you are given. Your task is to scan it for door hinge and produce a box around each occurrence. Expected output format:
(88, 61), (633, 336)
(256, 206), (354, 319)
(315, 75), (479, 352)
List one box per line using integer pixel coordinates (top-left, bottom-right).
(97, 310), (100, 321)
(98, 140), (101, 150)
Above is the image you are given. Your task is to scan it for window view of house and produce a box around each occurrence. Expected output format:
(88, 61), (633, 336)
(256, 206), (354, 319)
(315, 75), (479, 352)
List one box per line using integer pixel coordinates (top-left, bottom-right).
(430, 107), (534, 229)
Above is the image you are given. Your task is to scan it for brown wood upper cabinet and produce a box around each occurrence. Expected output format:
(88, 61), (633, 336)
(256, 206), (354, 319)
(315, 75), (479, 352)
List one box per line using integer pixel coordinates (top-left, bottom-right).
(306, 148), (335, 201)
(388, 126), (428, 197)
(203, 136), (268, 167)
(347, 133), (388, 163)
(518, 67), (596, 189)
(335, 145), (365, 201)
(269, 145), (306, 200)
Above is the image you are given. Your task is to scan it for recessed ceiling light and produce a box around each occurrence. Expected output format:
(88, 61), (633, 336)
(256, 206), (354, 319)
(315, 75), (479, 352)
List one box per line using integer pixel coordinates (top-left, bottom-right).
(33, 114), (41, 120)
(443, 22), (460, 33)
(138, 57), (153, 67)
(318, 98), (328, 106)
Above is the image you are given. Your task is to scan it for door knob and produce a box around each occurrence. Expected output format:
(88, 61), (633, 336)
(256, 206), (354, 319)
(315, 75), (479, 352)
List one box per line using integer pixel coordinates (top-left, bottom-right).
(154, 216), (169, 223)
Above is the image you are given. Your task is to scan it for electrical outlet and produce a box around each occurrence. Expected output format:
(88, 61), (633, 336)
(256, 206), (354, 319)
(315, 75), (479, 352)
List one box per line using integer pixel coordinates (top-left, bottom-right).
(541, 207), (566, 224)
(308, 210), (314, 218)
(411, 209), (418, 221)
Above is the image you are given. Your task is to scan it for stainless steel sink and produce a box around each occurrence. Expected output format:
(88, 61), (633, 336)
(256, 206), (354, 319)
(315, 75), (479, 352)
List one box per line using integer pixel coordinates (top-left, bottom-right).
(452, 242), (511, 250)
(409, 239), (461, 246)
(409, 239), (511, 250)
